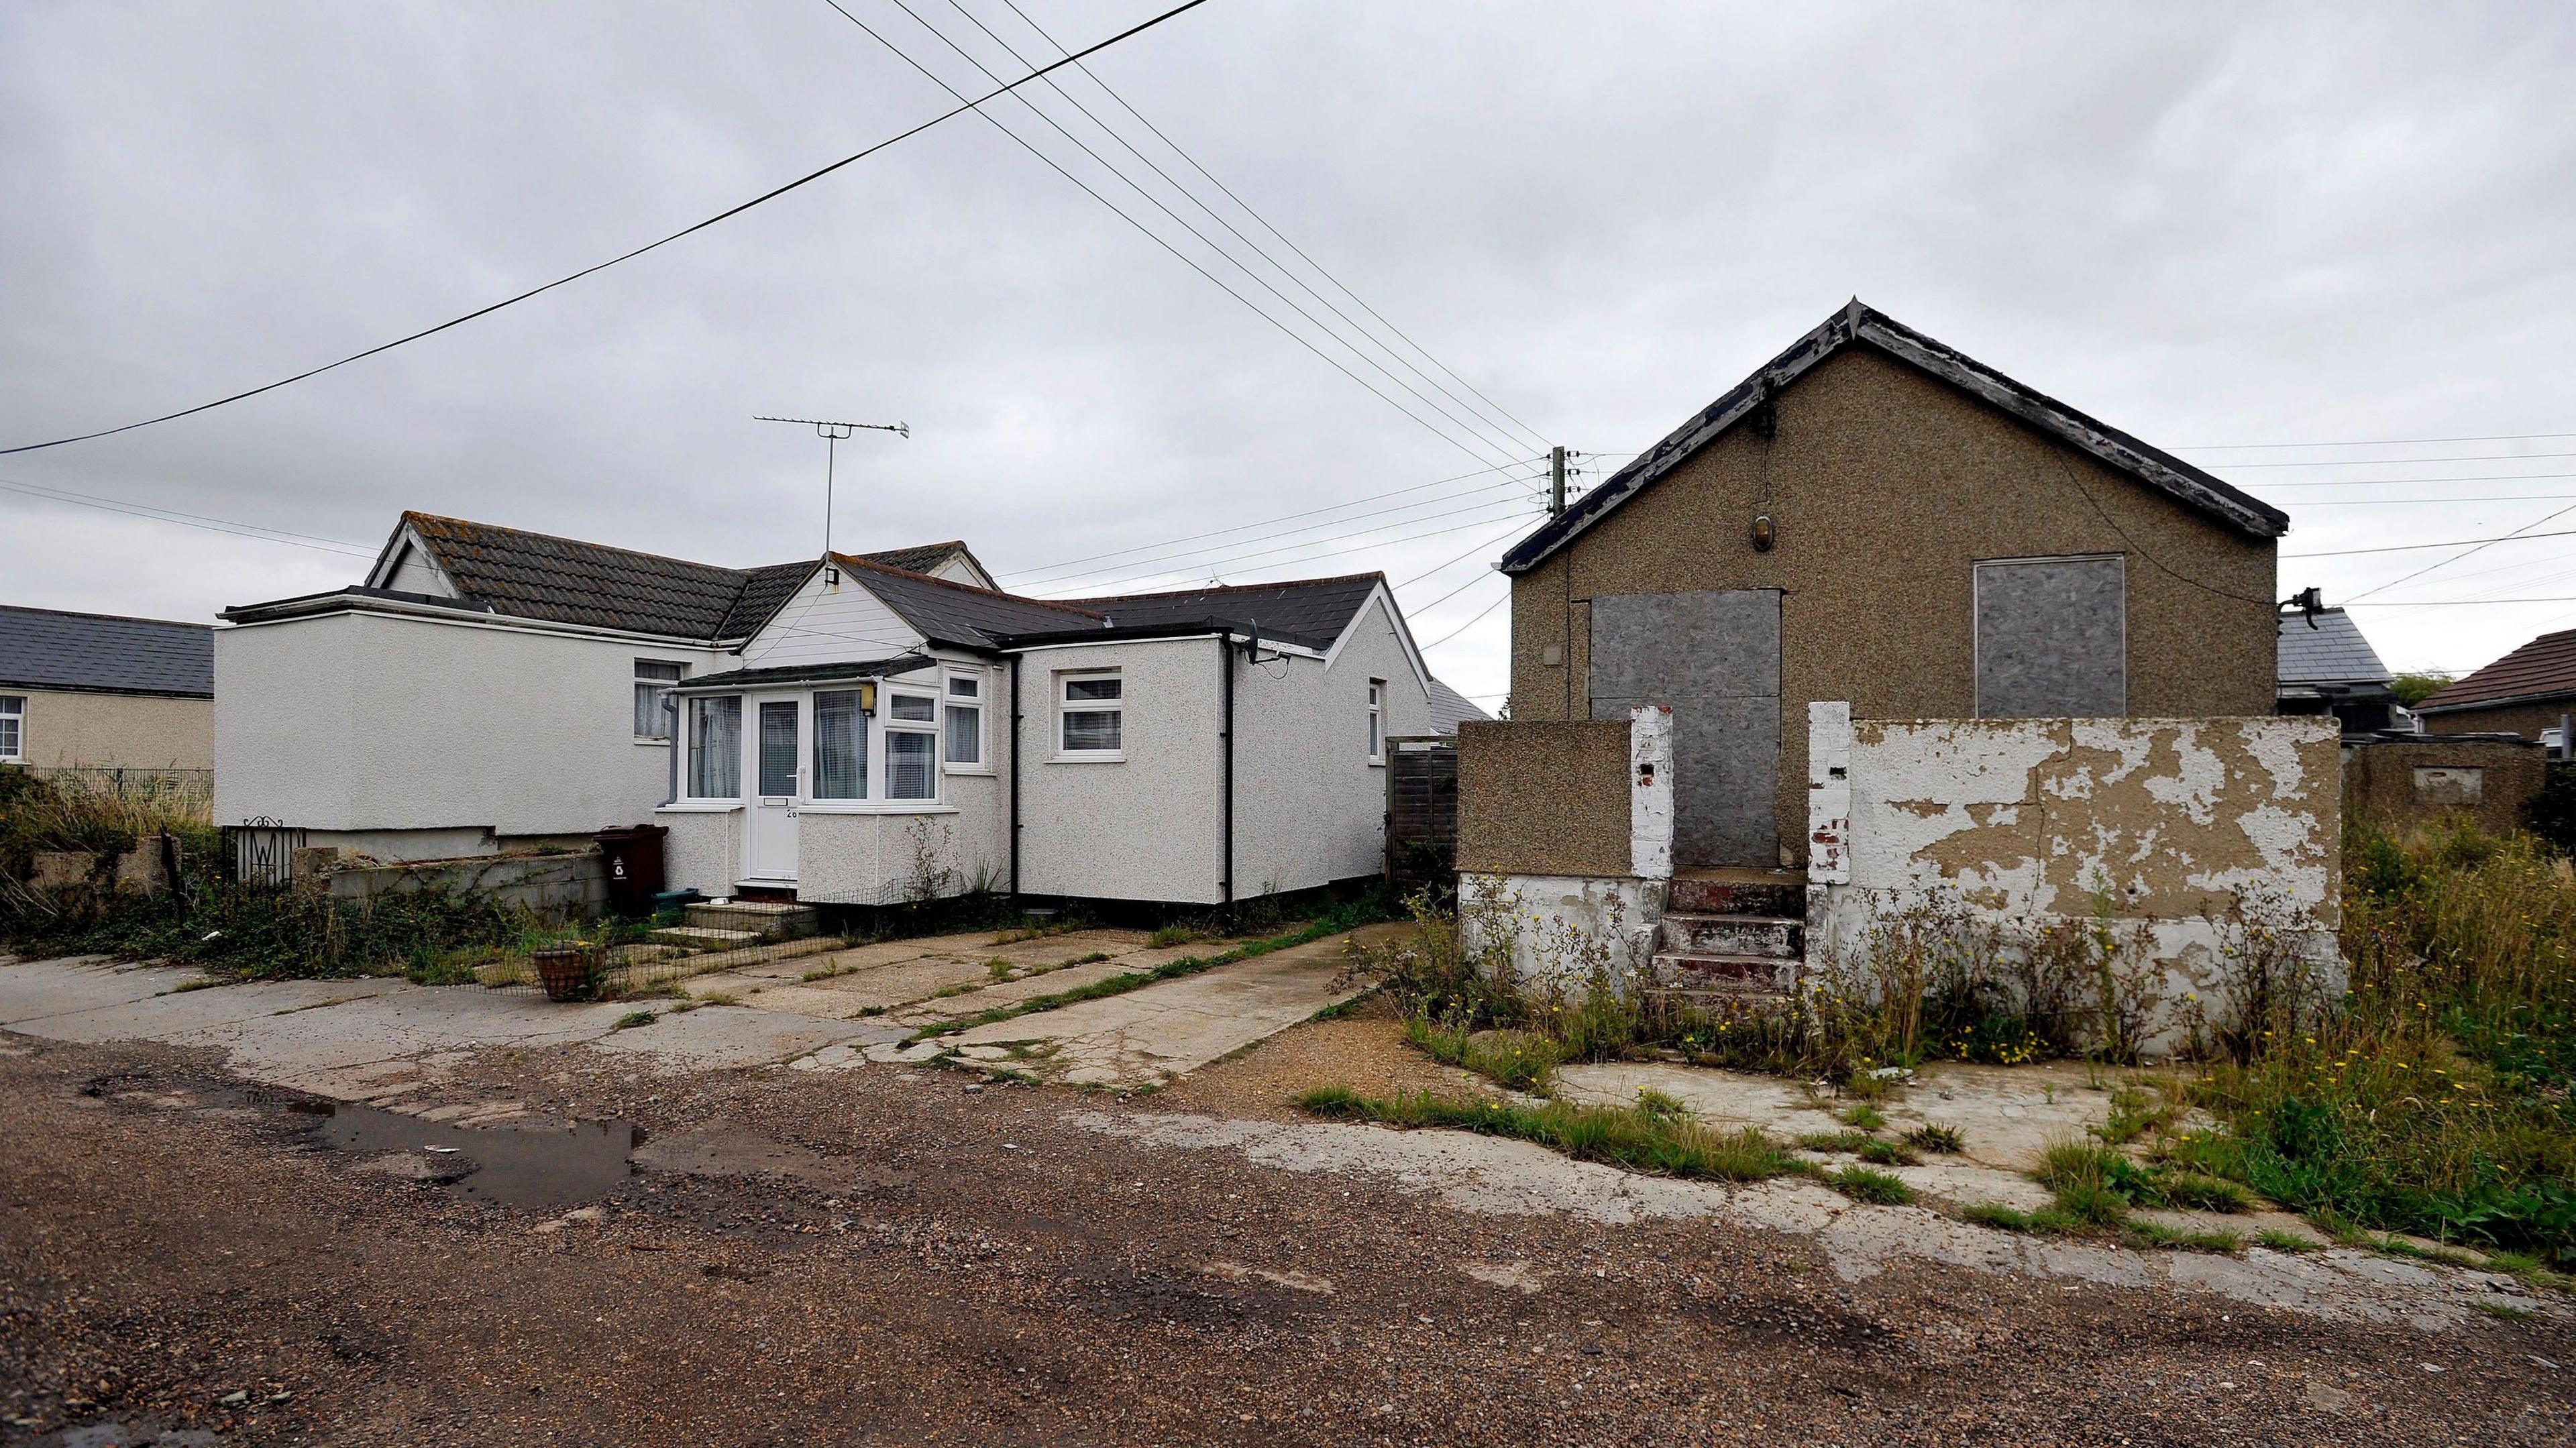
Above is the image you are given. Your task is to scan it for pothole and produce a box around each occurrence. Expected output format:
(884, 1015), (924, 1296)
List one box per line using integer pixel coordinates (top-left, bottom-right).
(304, 1101), (637, 1211)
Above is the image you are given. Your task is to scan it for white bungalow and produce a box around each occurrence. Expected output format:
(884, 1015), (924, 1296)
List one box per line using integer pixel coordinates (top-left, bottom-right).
(216, 512), (1478, 909)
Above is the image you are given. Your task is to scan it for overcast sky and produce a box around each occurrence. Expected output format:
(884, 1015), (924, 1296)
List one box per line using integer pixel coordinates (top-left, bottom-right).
(7, 2), (2576, 708)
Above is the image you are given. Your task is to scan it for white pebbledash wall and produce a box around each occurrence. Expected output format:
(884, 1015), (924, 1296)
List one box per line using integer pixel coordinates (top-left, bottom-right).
(216, 606), (722, 859)
(1807, 704), (2343, 1051)
(1232, 596), (1432, 896)
(1016, 636), (1223, 903)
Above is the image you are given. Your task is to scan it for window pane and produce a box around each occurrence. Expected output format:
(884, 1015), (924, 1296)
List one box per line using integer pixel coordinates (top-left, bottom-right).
(757, 701), (799, 796)
(947, 675), (979, 698)
(688, 697), (741, 797)
(890, 693), (936, 722)
(0, 697), (19, 761)
(945, 704), (981, 764)
(1063, 709), (1121, 753)
(814, 691), (867, 799)
(1065, 677), (1121, 702)
(635, 661), (684, 683)
(889, 731), (937, 798)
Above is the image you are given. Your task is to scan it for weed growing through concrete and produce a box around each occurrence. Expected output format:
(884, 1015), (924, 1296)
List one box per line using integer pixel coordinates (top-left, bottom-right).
(1907, 1123), (1966, 1154)
(1293, 1087), (1803, 1185)
(1825, 1166), (1914, 1205)
(610, 1011), (655, 1031)
(1402, 1018), (1561, 1091)
(2255, 1228), (2323, 1254)
(2123, 1221), (2245, 1255)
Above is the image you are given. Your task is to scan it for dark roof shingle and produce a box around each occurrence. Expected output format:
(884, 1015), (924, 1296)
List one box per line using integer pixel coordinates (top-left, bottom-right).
(2277, 608), (2394, 688)
(831, 555), (1104, 650)
(0, 605), (214, 697)
(1061, 574), (1384, 653)
(2420, 629), (2576, 712)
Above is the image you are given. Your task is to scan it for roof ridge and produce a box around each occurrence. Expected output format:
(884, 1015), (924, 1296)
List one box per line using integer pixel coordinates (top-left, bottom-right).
(0, 603), (211, 630)
(1069, 571), (1386, 602)
(826, 553), (1106, 618)
(403, 510), (746, 579)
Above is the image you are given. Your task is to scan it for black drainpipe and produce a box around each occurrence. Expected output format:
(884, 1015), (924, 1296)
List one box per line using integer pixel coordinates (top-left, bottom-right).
(1218, 630), (1235, 928)
(1008, 653), (1022, 899)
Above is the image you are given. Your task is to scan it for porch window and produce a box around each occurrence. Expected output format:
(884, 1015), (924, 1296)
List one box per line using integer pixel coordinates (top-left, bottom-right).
(945, 673), (983, 766)
(0, 695), (20, 763)
(813, 690), (868, 799)
(1059, 673), (1122, 756)
(633, 660), (686, 739)
(1366, 679), (1385, 763)
(686, 696), (741, 799)
(887, 691), (938, 799)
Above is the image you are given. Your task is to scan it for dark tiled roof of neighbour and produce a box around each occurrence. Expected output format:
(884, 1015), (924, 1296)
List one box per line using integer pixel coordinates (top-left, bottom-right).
(387, 514), (985, 643)
(860, 541), (989, 582)
(2277, 608), (2394, 688)
(402, 512), (757, 638)
(676, 655), (934, 691)
(1500, 300), (2290, 575)
(0, 604), (213, 698)
(1426, 679), (1491, 733)
(1063, 573), (1385, 653)
(829, 555), (1104, 651)
(2419, 629), (2576, 712)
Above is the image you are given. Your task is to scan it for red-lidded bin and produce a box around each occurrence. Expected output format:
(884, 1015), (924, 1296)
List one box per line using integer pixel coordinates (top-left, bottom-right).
(595, 824), (668, 918)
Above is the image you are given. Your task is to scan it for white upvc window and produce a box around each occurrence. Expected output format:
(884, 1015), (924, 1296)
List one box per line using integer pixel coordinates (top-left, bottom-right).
(685, 695), (741, 799)
(1058, 671), (1123, 758)
(1366, 679), (1385, 764)
(634, 659), (686, 740)
(945, 671), (984, 767)
(0, 695), (20, 763)
(885, 688), (941, 800)
(812, 689), (869, 799)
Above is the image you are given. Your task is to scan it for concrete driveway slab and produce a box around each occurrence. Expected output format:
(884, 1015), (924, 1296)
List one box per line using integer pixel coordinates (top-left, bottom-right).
(0, 956), (202, 1026)
(587, 1005), (902, 1072)
(941, 924), (1399, 1089)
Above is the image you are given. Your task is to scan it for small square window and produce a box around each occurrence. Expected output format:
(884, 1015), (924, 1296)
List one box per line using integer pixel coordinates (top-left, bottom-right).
(1059, 672), (1122, 755)
(947, 675), (979, 699)
(890, 693), (936, 722)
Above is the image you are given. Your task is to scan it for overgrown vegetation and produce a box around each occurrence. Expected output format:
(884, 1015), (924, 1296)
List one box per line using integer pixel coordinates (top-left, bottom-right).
(1295, 1085), (1803, 1185)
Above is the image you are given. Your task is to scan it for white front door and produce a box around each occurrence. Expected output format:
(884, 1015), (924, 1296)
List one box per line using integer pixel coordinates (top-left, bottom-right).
(743, 695), (802, 883)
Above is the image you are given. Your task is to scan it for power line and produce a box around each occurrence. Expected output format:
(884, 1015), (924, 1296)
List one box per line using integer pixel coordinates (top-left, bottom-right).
(2341, 500), (2576, 603)
(2182, 430), (2576, 451)
(1404, 563), (1506, 618)
(997, 455), (1543, 586)
(2289, 494), (2576, 506)
(0, 0), (1216, 457)
(2220, 450), (2576, 469)
(979, 0), (1552, 457)
(0, 474), (378, 557)
(822, 0), (1532, 471)
(1043, 500), (1545, 598)
(1014, 481), (1541, 595)
(2343, 597), (2576, 607)
(1395, 516), (1529, 590)
(2244, 469), (2576, 490)
(2285, 524), (2576, 559)
(1419, 590), (1509, 650)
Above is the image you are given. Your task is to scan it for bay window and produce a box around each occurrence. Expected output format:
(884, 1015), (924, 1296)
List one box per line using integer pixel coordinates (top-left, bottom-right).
(814, 689), (868, 799)
(686, 695), (741, 799)
(1059, 672), (1122, 756)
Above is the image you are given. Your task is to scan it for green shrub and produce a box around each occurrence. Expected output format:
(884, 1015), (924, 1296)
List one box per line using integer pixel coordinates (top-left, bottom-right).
(1827, 1166), (1914, 1205)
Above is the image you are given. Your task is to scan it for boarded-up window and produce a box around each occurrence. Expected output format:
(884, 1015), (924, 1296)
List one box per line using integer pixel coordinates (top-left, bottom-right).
(1975, 555), (2126, 718)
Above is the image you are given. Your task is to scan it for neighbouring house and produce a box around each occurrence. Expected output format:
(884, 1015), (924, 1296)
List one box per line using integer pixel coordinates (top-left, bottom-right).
(0, 604), (214, 779)
(1495, 299), (2287, 872)
(2276, 604), (2402, 736)
(2418, 627), (2576, 757)
(218, 512), (1446, 911)
(1425, 679), (1492, 734)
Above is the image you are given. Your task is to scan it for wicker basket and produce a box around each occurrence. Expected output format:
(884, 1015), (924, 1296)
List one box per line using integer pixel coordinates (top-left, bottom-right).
(532, 944), (599, 1002)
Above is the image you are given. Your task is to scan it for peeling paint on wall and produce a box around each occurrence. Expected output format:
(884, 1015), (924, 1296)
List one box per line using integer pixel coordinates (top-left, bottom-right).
(1813, 711), (2342, 1050)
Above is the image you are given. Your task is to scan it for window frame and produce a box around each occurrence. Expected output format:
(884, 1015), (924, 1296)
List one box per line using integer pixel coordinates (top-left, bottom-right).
(810, 687), (870, 801)
(633, 659), (687, 742)
(682, 694), (743, 801)
(1055, 670), (1124, 761)
(943, 669), (987, 771)
(0, 695), (21, 764)
(1366, 678), (1386, 765)
(883, 686), (943, 801)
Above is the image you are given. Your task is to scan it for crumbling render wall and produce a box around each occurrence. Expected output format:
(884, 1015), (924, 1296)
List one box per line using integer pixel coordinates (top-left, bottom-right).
(1808, 705), (2341, 1049)
(1458, 707), (1674, 991)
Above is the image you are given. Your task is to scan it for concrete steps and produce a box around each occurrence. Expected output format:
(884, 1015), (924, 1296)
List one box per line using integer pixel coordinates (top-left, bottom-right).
(649, 899), (820, 950)
(1648, 867), (1806, 1002)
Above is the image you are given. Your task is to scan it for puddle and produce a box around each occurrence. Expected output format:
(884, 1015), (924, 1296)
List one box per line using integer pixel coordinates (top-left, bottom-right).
(311, 1102), (637, 1211)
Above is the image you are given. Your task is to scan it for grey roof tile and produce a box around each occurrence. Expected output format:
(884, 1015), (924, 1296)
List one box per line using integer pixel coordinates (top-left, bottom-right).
(2276, 608), (2394, 687)
(1061, 574), (1384, 653)
(833, 555), (1105, 649)
(0, 605), (213, 697)
(1426, 679), (1491, 733)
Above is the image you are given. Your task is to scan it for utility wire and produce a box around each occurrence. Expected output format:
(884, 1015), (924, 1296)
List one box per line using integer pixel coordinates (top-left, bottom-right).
(2285, 524), (2576, 559)
(2339, 500), (2576, 604)
(1419, 589), (1509, 650)
(1015, 480), (1540, 595)
(2181, 430), (2576, 451)
(822, 0), (1531, 471)
(2245, 470), (2576, 490)
(1042, 502), (1545, 598)
(994, 453), (1535, 582)
(0, 0), (1215, 457)
(2220, 449), (2576, 469)
(0, 474), (378, 557)
(974, 0), (1552, 456)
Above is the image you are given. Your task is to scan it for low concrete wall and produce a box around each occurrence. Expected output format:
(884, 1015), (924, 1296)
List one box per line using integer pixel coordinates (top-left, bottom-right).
(2344, 736), (2545, 837)
(304, 848), (607, 921)
(1808, 707), (2343, 1052)
(1458, 713), (1669, 878)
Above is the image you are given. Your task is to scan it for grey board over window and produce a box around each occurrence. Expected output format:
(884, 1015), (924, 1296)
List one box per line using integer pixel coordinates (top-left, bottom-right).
(1974, 555), (2127, 719)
